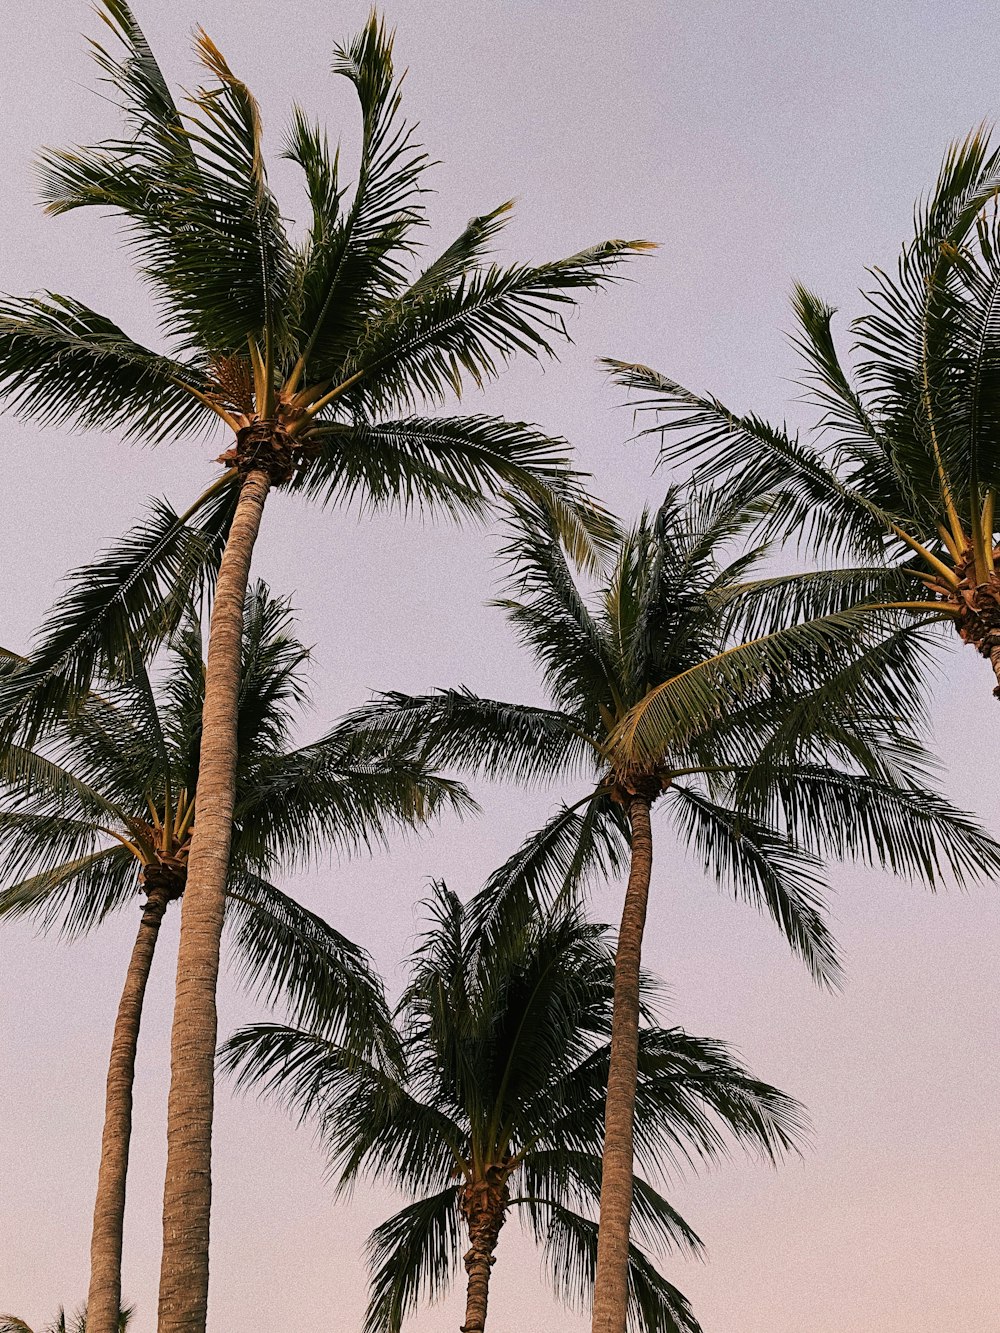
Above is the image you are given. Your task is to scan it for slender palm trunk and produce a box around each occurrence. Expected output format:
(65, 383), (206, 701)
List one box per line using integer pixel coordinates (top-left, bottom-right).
(591, 792), (654, 1333)
(157, 467), (270, 1333)
(86, 892), (169, 1333)
(460, 1176), (507, 1333)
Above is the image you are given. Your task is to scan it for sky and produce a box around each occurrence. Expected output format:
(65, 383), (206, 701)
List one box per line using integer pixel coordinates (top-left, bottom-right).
(1, 1), (999, 1330)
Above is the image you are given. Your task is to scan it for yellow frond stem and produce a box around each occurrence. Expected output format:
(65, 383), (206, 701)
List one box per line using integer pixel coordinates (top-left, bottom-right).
(162, 775), (173, 855)
(936, 523), (964, 563)
(865, 601), (959, 615)
(283, 355), (306, 397)
(288, 369), (366, 434)
(247, 338), (267, 415)
(171, 378), (241, 432)
(175, 794), (196, 844)
(889, 523), (961, 589)
(97, 826), (146, 863)
(979, 489), (996, 577)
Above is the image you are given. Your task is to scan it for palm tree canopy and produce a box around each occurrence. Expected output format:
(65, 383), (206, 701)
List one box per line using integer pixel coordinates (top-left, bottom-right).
(340, 485), (1000, 984)
(0, 1), (643, 742)
(0, 1307), (133, 1333)
(0, 582), (471, 1053)
(221, 883), (806, 1333)
(603, 127), (1000, 676)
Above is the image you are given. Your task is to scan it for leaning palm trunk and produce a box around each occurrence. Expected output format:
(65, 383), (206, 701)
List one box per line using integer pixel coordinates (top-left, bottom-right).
(592, 792), (655, 1333)
(157, 467), (270, 1333)
(459, 1173), (508, 1333)
(86, 889), (171, 1333)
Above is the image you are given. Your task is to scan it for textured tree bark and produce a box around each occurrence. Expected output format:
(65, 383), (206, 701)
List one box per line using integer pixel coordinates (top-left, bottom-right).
(591, 792), (654, 1333)
(459, 1175), (507, 1333)
(86, 892), (169, 1333)
(157, 467), (271, 1333)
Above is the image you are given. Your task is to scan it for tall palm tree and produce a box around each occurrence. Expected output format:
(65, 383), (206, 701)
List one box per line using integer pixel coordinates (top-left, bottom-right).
(0, 1308), (133, 1333)
(606, 127), (1000, 698)
(0, 7), (645, 1323)
(0, 583), (466, 1333)
(221, 882), (806, 1333)
(343, 486), (1000, 1333)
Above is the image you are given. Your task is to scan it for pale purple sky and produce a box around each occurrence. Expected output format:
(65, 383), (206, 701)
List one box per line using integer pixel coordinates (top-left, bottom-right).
(1, 3), (999, 1331)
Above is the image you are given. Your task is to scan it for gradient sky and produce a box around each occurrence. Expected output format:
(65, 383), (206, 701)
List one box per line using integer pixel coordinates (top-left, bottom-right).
(2, 2), (999, 1331)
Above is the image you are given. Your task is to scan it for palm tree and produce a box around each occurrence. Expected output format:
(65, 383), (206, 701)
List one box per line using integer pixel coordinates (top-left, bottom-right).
(0, 583), (466, 1333)
(221, 882), (806, 1333)
(606, 127), (1000, 698)
(0, 1309), (133, 1333)
(0, 7), (646, 1323)
(342, 486), (1000, 1333)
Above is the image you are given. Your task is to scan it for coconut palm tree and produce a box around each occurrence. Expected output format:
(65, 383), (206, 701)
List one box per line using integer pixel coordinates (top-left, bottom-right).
(605, 127), (1000, 698)
(0, 1308), (133, 1333)
(0, 7), (645, 1322)
(0, 583), (466, 1333)
(341, 485), (1000, 1333)
(221, 882), (806, 1333)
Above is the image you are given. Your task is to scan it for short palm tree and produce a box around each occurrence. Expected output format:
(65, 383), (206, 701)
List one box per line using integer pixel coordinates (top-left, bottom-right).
(606, 127), (1000, 697)
(344, 486), (1000, 1333)
(0, 1309), (132, 1333)
(0, 7), (646, 1324)
(221, 882), (806, 1333)
(0, 584), (466, 1333)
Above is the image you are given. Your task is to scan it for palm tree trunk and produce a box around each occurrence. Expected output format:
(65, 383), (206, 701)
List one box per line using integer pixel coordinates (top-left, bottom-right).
(157, 467), (270, 1333)
(591, 792), (654, 1333)
(86, 892), (169, 1333)
(460, 1177), (507, 1333)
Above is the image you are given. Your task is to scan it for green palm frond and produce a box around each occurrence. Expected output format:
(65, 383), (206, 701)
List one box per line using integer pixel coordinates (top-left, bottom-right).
(406, 201), (514, 298)
(0, 295), (213, 444)
(467, 792), (631, 949)
(338, 241), (651, 417)
(294, 415), (582, 519)
(0, 845), (139, 937)
(531, 1202), (702, 1333)
(224, 872), (399, 1067)
(343, 689), (596, 787)
(292, 12), (428, 378)
(0, 481), (237, 746)
(362, 1189), (461, 1333)
(608, 605), (893, 769)
(603, 359), (893, 558)
(667, 784), (840, 986)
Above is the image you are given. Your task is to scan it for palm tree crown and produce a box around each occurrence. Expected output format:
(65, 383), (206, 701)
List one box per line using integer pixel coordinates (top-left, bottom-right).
(222, 883), (806, 1333)
(0, 581), (466, 1042)
(607, 127), (1000, 696)
(347, 486), (999, 979)
(0, 0), (641, 742)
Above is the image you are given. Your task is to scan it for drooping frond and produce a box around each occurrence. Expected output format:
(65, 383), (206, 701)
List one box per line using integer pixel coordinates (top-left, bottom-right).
(362, 1189), (461, 1333)
(0, 294), (214, 444)
(341, 689), (596, 787)
(0, 480), (237, 745)
(532, 1202), (702, 1333)
(293, 415), (588, 526)
(667, 784), (840, 986)
(224, 871), (399, 1066)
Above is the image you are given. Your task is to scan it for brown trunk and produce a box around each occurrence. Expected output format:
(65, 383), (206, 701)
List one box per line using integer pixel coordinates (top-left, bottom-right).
(948, 560), (1000, 695)
(459, 1171), (508, 1333)
(591, 792), (654, 1333)
(157, 467), (270, 1333)
(86, 892), (169, 1333)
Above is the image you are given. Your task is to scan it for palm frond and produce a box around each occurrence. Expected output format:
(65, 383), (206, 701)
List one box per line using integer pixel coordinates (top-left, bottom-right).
(362, 1189), (461, 1333)
(224, 872), (399, 1067)
(0, 481), (236, 745)
(667, 784), (840, 986)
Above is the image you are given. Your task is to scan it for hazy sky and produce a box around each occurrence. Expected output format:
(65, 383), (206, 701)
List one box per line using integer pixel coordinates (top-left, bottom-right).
(2, 2), (999, 1331)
